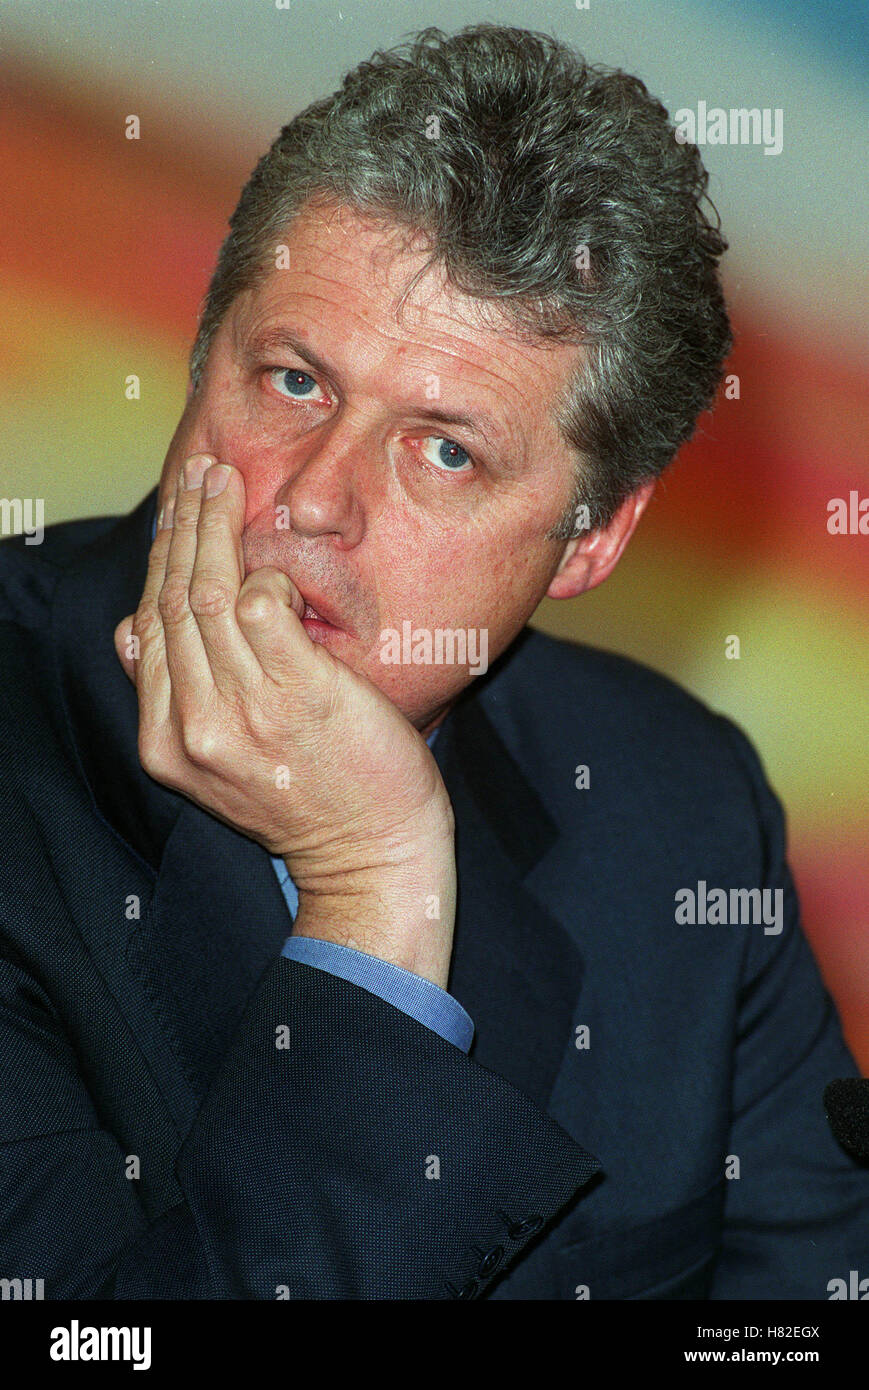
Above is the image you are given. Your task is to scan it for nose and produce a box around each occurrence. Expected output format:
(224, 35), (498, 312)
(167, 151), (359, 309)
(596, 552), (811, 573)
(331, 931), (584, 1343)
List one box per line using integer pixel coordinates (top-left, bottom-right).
(271, 418), (372, 546)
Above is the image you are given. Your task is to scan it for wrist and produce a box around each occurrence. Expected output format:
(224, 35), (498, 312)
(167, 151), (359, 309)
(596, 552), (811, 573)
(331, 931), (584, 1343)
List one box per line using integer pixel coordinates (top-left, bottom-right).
(282, 792), (455, 894)
(291, 845), (456, 988)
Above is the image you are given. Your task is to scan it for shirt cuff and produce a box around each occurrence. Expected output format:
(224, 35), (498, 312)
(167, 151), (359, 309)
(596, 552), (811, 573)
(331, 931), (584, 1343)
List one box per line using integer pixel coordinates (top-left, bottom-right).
(281, 936), (475, 1054)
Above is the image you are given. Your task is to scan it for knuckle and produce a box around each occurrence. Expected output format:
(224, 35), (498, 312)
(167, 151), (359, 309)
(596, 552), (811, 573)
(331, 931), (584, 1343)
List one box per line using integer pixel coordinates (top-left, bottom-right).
(236, 584), (278, 626)
(196, 504), (228, 532)
(307, 667), (340, 723)
(138, 728), (170, 782)
(157, 578), (190, 624)
(179, 719), (218, 765)
(188, 575), (234, 618)
(243, 696), (275, 742)
(134, 601), (162, 641)
(172, 498), (200, 531)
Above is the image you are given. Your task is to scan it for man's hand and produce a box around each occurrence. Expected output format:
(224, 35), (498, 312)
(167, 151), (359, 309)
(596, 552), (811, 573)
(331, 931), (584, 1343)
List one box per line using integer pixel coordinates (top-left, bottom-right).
(114, 454), (456, 986)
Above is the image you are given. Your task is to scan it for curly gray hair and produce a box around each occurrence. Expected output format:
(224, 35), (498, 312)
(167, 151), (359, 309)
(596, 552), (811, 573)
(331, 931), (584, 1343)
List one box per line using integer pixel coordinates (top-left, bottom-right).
(189, 23), (732, 538)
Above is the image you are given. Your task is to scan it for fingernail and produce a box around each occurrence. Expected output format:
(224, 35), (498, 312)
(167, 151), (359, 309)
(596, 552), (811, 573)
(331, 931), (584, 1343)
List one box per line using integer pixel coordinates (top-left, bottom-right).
(204, 463), (231, 497)
(182, 454), (214, 490)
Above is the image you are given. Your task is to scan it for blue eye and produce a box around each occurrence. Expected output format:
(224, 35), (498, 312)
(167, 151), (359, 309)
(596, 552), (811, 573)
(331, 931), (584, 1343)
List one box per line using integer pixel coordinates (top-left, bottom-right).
(269, 367), (324, 400)
(421, 437), (473, 472)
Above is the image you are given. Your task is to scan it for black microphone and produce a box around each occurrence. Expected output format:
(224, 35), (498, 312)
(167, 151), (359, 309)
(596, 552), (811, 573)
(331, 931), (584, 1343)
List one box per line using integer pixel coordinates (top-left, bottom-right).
(824, 1078), (869, 1163)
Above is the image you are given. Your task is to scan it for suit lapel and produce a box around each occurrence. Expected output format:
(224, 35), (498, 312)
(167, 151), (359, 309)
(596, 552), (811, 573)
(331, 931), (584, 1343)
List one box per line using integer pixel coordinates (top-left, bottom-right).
(130, 802), (294, 1107)
(434, 692), (586, 1114)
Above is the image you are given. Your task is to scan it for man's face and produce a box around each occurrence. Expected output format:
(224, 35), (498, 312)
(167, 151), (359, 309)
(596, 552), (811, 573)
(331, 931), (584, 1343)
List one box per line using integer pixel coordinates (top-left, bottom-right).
(160, 199), (583, 734)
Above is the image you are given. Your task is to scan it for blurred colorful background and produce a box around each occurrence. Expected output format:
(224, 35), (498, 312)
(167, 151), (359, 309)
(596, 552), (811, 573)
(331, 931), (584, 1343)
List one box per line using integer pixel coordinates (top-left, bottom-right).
(1, 1), (866, 1066)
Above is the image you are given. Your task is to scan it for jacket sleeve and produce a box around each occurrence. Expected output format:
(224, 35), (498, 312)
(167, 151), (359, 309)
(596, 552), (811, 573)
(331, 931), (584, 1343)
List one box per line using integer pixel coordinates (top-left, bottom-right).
(0, 856), (599, 1301)
(120, 956), (599, 1299)
(709, 719), (869, 1299)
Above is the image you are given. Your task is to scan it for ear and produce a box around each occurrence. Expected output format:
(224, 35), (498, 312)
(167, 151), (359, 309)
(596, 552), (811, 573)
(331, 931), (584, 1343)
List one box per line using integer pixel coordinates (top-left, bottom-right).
(546, 479), (656, 601)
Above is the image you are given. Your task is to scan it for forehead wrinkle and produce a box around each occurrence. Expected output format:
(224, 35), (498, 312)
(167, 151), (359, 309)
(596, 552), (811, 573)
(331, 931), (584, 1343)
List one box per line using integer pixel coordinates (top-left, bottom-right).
(242, 283), (532, 449)
(272, 199), (564, 378)
(237, 221), (575, 463)
(265, 212), (534, 379)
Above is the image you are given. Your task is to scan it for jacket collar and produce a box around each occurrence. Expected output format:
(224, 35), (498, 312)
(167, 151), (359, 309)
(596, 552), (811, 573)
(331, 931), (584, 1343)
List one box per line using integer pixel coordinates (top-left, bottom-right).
(52, 492), (587, 1117)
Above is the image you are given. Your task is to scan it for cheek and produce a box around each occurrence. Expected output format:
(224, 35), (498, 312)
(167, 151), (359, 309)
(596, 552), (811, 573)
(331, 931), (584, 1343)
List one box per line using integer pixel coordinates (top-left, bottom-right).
(204, 419), (285, 527)
(395, 526), (527, 628)
(178, 365), (292, 526)
(354, 642), (480, 727)
(378, 531), (518, 662)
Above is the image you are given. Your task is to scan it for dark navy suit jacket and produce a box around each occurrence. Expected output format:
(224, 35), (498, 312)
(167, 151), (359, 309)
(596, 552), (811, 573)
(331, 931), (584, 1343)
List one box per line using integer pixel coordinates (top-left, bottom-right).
(0, 490), (865, 1299)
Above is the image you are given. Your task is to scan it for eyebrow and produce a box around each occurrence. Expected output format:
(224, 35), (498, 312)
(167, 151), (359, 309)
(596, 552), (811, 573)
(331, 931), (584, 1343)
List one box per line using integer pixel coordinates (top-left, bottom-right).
(241, 324), (510, 450)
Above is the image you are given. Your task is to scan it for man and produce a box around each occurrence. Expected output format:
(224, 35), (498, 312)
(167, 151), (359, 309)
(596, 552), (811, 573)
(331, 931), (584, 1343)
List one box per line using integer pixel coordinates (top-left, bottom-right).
(0, 24), (865, 1300)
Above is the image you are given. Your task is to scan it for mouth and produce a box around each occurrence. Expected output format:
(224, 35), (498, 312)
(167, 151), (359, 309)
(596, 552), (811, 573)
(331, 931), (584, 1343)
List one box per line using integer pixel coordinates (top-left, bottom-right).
(241, 541), (354, 641)
(302, 605), (339, 637)
(298, 591), (353, 642)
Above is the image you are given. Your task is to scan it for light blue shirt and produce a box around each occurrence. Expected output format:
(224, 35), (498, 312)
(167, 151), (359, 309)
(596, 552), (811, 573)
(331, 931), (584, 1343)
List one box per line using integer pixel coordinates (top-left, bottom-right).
(150, 501), (473, 1052)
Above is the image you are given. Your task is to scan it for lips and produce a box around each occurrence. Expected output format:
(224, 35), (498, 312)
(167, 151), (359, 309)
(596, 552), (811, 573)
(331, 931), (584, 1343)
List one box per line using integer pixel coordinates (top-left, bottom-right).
(297, 587), (351, 635)
(302, 603), (336, 628)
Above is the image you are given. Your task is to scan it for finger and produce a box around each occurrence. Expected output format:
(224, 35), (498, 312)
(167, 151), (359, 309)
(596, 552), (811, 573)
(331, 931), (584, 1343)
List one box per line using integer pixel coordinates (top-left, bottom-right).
(186, 462), (259, 691)
(113, 615), (138, 685)
(159, 454), (218, 705)
(235, 566), (312, 683)
(132, 500), (178, 728)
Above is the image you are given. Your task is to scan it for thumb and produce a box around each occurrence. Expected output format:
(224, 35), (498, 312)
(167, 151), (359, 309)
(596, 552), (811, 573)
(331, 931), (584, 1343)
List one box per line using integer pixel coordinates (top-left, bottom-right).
(239, 566), (305, 623)
(279, 570), (306, 624)
(236, 566), (313, 676)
